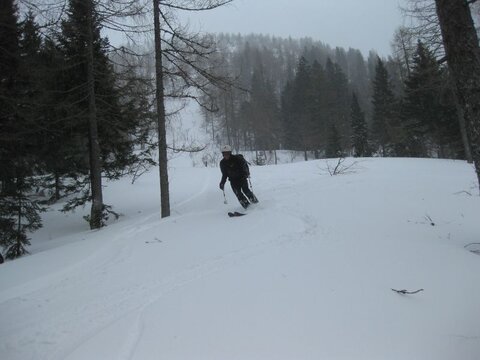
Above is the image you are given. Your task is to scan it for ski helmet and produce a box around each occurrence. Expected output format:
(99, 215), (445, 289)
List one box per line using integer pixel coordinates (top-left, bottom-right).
(221, 145), (232, 153)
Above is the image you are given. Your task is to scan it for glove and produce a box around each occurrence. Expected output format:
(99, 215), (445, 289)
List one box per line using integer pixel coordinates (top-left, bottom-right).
(219, 182), (225, 190)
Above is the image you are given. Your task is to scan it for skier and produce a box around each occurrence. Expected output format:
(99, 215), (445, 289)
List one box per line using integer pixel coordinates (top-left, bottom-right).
(219, 145), (258, 209)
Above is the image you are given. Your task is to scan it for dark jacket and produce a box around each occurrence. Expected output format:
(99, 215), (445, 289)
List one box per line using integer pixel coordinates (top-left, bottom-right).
(220, 155), (249, 185)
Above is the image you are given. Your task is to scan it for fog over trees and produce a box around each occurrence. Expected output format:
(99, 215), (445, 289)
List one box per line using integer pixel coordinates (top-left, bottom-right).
(200, 32), (464, 161)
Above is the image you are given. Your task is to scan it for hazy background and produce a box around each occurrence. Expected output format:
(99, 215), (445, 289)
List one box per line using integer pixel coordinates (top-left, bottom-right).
(183, 0), (405, 57)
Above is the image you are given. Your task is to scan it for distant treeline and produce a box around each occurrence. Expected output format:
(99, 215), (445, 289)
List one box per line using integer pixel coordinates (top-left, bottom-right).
(201, 33), (465, 160)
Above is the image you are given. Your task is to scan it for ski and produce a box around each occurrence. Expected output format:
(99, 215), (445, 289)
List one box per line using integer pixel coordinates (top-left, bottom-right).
(228, 211), (246, 217)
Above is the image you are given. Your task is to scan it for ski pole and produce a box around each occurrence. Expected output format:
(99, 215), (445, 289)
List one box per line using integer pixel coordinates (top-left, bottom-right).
(223, 189), (228, 204)
(248, 177), (253, 190)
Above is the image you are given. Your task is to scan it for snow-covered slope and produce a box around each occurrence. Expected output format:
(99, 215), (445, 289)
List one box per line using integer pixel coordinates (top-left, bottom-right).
(1, 157), (479, 360)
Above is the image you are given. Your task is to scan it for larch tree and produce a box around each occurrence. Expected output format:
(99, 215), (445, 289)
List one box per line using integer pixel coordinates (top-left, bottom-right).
(152, 0), (233, 218)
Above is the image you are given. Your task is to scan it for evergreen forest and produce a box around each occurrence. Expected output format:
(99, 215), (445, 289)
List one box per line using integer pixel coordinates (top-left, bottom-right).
(201, 33), (466, 161)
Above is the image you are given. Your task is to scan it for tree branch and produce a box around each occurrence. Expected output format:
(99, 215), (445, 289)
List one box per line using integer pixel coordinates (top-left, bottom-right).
(391, 288), (424, 295)
(159, 0), (233, 12)
(167, 144), (206, 153)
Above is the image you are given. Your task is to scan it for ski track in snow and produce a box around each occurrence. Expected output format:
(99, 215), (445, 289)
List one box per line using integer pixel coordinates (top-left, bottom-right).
(173, 168), (212, 210)
(4, 158), (479, 359)
(0, 168), (316, 360)
(117, 205), (316, 360)
(55, 176), (225, 359)
(116, 190), (319, 359)
(61, 214), (309, 360)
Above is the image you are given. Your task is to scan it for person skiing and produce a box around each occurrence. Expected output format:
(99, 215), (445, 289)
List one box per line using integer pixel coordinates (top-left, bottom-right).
(219, 145), (258, 209)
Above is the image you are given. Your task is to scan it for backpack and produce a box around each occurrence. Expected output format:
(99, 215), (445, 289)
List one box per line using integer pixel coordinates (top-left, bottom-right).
(236, 154), (250, 176)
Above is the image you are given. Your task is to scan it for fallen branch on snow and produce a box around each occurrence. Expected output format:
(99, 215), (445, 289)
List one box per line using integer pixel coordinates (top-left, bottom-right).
(464, 243), (480, 255)
(391, 288), (424, 295)
(453, 190), (472, 196)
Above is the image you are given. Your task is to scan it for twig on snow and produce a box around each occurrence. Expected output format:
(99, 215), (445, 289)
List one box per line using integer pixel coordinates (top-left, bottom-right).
(392, 288), (424, 295)
(424, 214), (435, 226)
(453, 190), (472, 196)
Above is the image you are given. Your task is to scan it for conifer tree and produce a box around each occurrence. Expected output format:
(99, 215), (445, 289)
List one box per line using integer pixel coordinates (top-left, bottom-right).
(309, 60), (328, 156)
(350, 92), (369, 157)
(0, 179), (43, 259)
(371, 57), (400, 155)
(54, 0), (105, 228)
(324, 58), (351, 154)
(280, 80), (295, 149)
(0, 3), (44, 258)
(347, 49), (370, 114)
(326, 123), (342, 158)
(36, 37), (85, 202)
(0, 0), (20, 194)
(248, 66), (281, 151)
(402, 41), (461, 157)
(283, 56), (311, 153)
(0, 0), (21, 258)
(18, 11), (47, 166)
(56, 0), (153, 227)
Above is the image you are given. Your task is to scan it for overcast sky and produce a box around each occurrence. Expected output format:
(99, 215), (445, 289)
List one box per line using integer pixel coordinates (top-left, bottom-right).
(183, 0), (405, 57)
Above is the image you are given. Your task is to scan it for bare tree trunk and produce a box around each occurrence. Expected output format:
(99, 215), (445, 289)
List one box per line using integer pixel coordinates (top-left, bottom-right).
(452, 84), (473, 162)
(435, 0), (480, 191)
(86, 0), (103, 229)
(210, 112), (215, 141)
(153, 0), (170, 218)
(54, 172), (60, 201)
(223, 94), (231, 146)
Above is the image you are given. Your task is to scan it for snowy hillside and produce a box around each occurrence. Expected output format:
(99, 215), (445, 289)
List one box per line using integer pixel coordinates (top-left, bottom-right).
(1, 156), (480, 360)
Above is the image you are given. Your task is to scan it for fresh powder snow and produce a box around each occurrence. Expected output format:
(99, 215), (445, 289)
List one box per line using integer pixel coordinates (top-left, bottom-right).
(1, 153), (480, 360)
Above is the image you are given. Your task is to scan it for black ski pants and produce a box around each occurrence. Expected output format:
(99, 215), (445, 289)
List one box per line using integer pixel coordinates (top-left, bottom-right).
(230, 177), (256, 206)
